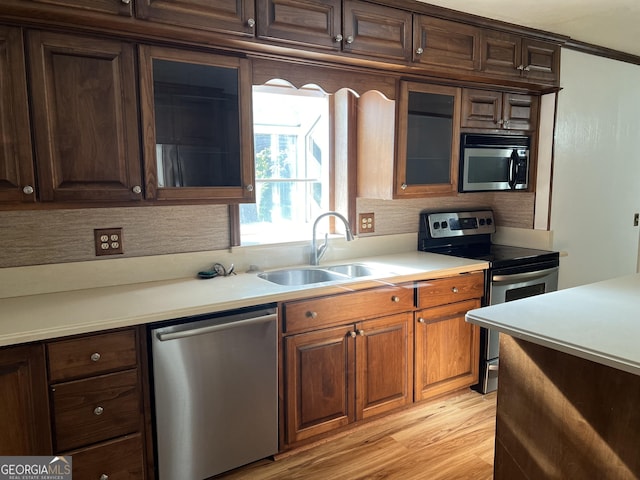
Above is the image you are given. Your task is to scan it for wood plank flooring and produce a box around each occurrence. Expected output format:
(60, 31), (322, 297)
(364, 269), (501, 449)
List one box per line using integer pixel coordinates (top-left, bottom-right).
(217, 391), (497, 480)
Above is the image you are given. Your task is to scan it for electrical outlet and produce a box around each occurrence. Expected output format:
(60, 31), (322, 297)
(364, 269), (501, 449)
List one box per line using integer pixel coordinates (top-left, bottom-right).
(94, 228), (124, 256)
(359, 213), (375, 234)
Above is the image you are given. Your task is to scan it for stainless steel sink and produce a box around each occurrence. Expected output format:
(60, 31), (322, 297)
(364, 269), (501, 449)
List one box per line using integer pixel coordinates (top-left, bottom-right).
(257, 268), (347, 286)
(257, 263), (384, 286)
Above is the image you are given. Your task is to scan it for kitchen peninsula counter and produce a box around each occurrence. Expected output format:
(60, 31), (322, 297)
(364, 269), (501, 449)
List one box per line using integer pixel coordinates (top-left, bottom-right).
(0, 251), (487, 347)
(466, 273), (640, 479)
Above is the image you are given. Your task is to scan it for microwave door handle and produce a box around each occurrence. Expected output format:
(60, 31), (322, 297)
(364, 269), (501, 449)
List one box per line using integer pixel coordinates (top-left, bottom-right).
(508, 149), (518, 189)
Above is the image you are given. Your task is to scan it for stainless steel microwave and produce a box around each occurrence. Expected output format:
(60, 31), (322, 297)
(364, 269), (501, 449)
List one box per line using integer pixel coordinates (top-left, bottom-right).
(459, 134), (530, 192)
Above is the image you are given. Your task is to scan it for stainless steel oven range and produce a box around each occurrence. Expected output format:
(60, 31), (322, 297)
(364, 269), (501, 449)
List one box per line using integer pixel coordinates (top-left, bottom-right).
(418, 209), (559, 393)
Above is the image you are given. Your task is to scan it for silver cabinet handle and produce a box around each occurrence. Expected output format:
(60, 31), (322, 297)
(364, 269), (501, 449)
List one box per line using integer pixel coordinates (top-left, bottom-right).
(247, 18), (255, 28)
(22, 185), (34, 194)
(451, 287), (459, 293)
(90, 352), (101, 362)
(100, 475), (109, 480)
(516, 64), (524, 70)
(346, 35), (354, 44)
(524, 65), (531, 71)
(132, 185), (142, 194)
(415, 47), (424, 55)
(246, 184), (254, 192)
(401, 183), (407, 190)
(306, 311), (318, 319)
(335, 34), (343, 42)
(94, 406), (104, 416)
(391, 295), (400, 303)
(357, 329), (365, 336)
(121, 0), (130, 4)
(349, 331), (357, 338)
(418, 317), (425, 323)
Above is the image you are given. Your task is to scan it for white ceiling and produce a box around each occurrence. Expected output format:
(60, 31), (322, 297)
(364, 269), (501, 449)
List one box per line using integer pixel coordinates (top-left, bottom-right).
(417, 0), (640, 57)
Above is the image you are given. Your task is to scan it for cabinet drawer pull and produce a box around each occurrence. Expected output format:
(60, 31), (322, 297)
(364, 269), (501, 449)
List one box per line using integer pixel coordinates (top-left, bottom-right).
(451, 287), (459, 293)
(247, 18), (255, 28)
(346, 35), (354, 44)
(132, 185), (142, 194)
(418, 317), (425, 323)
(335, 34), (343, 43)
(357, 329), (365, 336)
(415, 47), (424, 55)
(306, 311), (318, 319)
(94, 406), (104, 416)
(23, 185), (34, 194)
(120, 0), (130, 4)
(100, 475), (109, 480)
(391, 296), (400, 303)
(349, 331), (357, 338)
(90, 352), (101, 362)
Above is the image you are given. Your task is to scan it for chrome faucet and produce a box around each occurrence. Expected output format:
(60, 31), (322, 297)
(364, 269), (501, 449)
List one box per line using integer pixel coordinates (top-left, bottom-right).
(310, 211), (355, 266)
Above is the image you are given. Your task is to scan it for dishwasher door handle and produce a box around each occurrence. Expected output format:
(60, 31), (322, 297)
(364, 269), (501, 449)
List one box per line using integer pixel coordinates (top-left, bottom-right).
(156, 313), (277, 342)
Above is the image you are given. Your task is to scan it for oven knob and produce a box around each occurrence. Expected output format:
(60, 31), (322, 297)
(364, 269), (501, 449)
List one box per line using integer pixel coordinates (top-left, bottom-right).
(486, 218), (493, 225)
(441, 221), (448, 229)
(433, 222), (440, 229)
(479, 218), (485, 225)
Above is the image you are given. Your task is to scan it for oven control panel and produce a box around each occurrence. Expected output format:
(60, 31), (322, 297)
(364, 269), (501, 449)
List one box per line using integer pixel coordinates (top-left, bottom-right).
(427, 210), (495, 238)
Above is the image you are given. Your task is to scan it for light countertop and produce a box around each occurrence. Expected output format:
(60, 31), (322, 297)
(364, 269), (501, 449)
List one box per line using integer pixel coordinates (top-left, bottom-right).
(466, 273), (640, 376)
(0, 252), (488, 347)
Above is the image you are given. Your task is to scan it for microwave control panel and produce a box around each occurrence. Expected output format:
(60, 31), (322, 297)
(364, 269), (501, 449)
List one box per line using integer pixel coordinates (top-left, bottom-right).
(427, 210), (495, 238)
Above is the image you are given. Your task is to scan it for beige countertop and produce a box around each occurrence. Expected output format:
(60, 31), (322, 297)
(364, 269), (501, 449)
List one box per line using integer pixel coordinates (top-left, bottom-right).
(466, 273), (640, 376)
(0, 252), (488, 347)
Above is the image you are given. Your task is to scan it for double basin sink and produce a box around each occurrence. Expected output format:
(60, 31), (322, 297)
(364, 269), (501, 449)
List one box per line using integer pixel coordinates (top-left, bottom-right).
(258, 263), (385, 286)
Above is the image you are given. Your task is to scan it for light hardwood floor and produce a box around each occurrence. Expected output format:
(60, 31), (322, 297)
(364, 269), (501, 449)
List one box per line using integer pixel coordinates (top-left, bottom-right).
(217, 391), (497, 480)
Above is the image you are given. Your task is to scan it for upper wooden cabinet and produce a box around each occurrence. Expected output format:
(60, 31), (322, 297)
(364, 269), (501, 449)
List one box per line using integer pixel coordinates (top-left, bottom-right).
(481, 30), (560, 85)
(461, 88), (539, 131)
(27, 30), (143, 203)
(256, 0), (412, 62)
(0, 26), (35, 204)
(412, 15), (480, 71)
(395, 81), (461, 198)
(138, 45), (255, 203)
(4, 0), (133, 17)
(136, 0), (256, 36)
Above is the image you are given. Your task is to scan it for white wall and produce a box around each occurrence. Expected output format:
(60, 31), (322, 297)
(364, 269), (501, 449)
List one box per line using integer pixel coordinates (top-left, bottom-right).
(552, 49), (640, 289)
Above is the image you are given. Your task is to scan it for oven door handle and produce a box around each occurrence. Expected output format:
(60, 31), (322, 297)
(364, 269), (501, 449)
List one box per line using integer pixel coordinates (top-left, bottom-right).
(492, 266), (559, 283)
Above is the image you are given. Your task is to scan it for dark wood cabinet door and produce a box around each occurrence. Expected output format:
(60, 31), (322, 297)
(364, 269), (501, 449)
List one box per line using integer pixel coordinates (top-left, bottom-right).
(284, 325), (355, 444)
(14, 0), (133, 16)
(139, 45), (255, 202)
(256, 0), (341, 50)
(503, 93), (538, 131)
(414, 299), (480, 401)
(480, 30), (521, 79)
(27, 31), (142, 203)
(0, 344), (52, 455)
(461, 88), (503, 129)
(413, 15), (480, 71)
(356, 313), (413, 420)
(521, 38), (560, 85)
(343, 0), (411, 62)
(0, 26), (35, 204)
(136, 0), (255, 36)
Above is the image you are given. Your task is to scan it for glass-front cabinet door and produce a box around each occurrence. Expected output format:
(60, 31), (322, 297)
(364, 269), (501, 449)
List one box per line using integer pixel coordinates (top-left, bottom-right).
(139, 45), (255, 202)
(395, 81), (461, 197)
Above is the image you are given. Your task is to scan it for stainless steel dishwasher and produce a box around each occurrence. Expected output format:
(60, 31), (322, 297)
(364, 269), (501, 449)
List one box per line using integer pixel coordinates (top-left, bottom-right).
(150, 305), (278, 480)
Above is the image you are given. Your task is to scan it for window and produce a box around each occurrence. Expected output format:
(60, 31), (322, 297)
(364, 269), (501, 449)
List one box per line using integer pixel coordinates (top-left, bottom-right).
(239, 83), (330, 245)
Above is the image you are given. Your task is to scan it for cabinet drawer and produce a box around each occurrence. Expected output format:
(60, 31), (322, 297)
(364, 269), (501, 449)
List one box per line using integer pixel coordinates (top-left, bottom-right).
(66, 433), (145, 480)
(52, 369), (140, 451)
(417, 272), (484, 309)
(283, 284), (414, 334)
(48, 329), (137, 382)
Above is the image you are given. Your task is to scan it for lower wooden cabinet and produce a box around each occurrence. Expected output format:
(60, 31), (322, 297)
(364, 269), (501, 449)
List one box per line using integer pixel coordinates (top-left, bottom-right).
(0, 343), (52, 455)
(66, 434), (145, 480)
(283, 312), (413, 445)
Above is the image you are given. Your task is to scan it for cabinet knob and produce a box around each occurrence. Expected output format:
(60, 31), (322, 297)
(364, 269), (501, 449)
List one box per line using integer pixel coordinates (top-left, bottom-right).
(100, 474), (109, 480)
(94, 406), (104, 416)
(335, 34), (343, 43)
(516, 64), (525, 71)
(451, 287), (459, 293)
(401, 183), (407, 190)
(346, 35), (354, 44)
(349, 331), (357, 338)
(415, 47), (424, 55)
(496, 119), (504, 126)
(358, 329), (365, 336)
(90, 352), (101, 362)
(121, 0), (130, 4)
(523, 65), (531, 72)
(306, 311), (318, 319)
(247, 18), (255, 28)
(418, 317), (425, 324)
(391, 295), (400, 303)
(246, 184), (254, 192)
(132, 185), (142, 194)
(22, 185), (34, 195)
